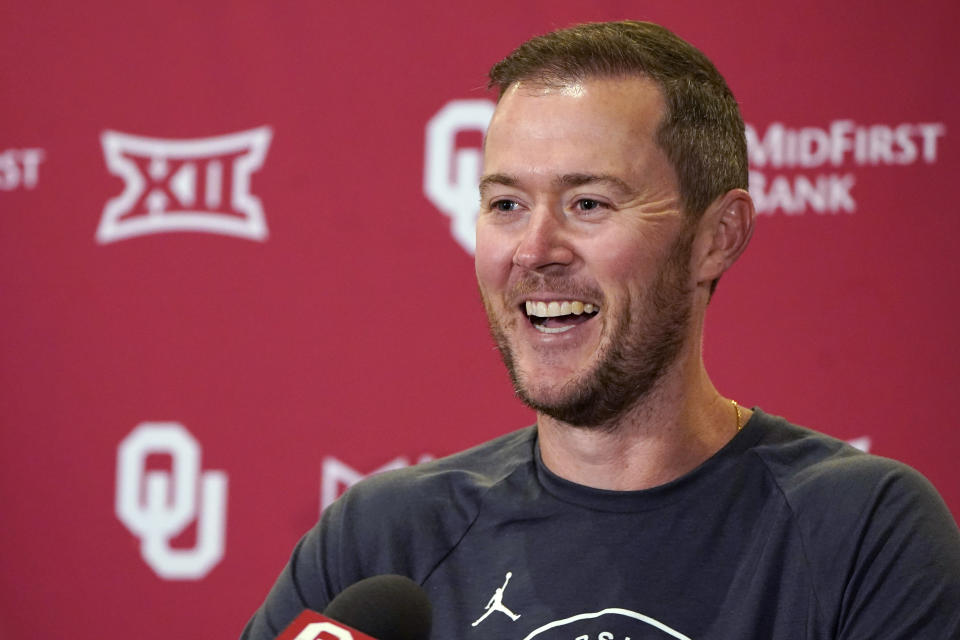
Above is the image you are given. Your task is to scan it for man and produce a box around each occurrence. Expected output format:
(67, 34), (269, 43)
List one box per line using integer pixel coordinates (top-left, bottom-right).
(243, 21), (960, 639)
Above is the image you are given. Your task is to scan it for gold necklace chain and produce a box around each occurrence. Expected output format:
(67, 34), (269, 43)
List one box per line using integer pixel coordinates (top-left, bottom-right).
(732, 399), (743, 431)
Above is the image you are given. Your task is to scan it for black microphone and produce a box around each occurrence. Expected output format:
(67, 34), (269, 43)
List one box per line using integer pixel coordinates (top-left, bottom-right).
(323, 574), (432, 640)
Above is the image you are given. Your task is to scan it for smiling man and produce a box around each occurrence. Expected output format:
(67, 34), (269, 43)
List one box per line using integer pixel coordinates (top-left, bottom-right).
(242, 22), (960, 640)
(475, 71), (752, 489)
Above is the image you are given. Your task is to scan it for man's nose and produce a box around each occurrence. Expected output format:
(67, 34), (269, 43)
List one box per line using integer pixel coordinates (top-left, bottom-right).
(512, 207), (574, 270)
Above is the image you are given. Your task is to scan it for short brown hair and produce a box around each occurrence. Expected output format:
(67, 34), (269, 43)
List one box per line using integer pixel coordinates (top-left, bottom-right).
(488, 21), (747, 220)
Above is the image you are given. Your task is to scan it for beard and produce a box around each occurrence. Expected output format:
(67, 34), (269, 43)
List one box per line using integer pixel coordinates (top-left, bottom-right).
(482, 225), (695, 429)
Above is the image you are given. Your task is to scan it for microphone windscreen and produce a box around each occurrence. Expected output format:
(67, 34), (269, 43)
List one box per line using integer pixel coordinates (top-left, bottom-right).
(323, 574), (432, 640)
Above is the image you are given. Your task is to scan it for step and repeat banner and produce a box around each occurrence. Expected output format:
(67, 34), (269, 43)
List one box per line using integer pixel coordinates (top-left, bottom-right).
(2, 2), (957, 638)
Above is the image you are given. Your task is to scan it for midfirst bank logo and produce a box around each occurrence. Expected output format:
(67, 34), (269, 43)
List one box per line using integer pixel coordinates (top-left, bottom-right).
(0, 148), (45, 190)
(423, 100), (947, 251)
(747, 120), (946, 215)
(98, 127), (272, 243)
(115, 422), (228, 580)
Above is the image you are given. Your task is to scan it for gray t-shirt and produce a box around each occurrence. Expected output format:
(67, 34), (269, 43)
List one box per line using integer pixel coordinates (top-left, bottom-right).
(241, 410), (960, 639)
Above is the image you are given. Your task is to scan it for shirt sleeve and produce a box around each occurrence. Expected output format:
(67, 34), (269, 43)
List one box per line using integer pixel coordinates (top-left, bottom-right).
(832, 461), (960, 638)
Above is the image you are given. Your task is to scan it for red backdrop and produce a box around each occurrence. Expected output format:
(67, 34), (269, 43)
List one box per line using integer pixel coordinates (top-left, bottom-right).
(2, 2), (957, 638)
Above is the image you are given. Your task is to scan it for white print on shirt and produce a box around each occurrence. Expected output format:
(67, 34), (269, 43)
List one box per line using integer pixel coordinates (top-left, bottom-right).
(521, 608), (693, 640)
(472, 571), (522, 627)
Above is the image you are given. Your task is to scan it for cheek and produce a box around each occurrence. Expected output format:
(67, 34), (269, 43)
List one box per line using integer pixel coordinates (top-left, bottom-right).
(474, 226), (516, 289)
(587, 237), (656, 282)
(584, 233), (672, 301)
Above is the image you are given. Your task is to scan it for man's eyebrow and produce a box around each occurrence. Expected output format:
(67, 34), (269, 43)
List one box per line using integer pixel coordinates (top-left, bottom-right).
(478, 173), (518, 195)
(555, 173), (639, 197)
(478, 173), (640, 198)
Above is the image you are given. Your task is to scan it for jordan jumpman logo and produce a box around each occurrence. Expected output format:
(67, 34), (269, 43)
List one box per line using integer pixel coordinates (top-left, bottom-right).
(472, 571), (521, 627)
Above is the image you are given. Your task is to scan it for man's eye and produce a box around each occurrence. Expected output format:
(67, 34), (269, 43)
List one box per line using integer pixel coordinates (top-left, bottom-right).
(575, 198), (605, 211)
(492, 200), (519, 212)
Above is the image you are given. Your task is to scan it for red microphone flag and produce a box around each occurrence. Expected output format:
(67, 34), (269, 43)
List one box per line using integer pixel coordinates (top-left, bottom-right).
(275, 610), (379, 640)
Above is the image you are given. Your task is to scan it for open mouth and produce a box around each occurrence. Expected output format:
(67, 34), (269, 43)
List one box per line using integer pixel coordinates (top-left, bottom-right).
(523, 300), (600, 334)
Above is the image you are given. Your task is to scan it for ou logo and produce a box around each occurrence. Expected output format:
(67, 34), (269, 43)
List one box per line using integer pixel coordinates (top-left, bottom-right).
(115, 422), (228, 579)
(293, 622), (356, 640)
(423, 99), (495, 254)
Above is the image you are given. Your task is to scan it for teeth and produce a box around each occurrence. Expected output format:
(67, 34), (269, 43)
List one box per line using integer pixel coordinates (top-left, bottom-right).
(524, 300), (599, 318)
(534, 324), (576, 334)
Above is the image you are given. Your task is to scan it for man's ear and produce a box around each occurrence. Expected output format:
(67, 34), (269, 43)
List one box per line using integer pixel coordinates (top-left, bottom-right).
(694, 189), (756, 285)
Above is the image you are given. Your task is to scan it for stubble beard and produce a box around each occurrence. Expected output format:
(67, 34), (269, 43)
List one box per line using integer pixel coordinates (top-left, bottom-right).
(483, 227), (695, 429)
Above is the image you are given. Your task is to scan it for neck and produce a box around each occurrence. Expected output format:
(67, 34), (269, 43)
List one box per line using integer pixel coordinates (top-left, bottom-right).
(536, 348), (749, 491)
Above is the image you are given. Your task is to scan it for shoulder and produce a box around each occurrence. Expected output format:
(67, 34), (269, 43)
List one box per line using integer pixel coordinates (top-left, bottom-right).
(747, 410), (960, 636)
(746, 410), (942, 521)
(282, 427), (538, 608)
(338, 426), (537, 517)
(314, 427), (537, 577)
(745, 409), (960, 634)
(240, 429), (537, 637)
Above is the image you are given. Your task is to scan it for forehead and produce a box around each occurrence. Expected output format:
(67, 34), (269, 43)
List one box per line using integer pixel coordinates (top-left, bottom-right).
(483, 76), (671, 183)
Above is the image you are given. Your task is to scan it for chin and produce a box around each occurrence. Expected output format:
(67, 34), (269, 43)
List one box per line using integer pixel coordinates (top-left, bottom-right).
(512, 367), (611, 427)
